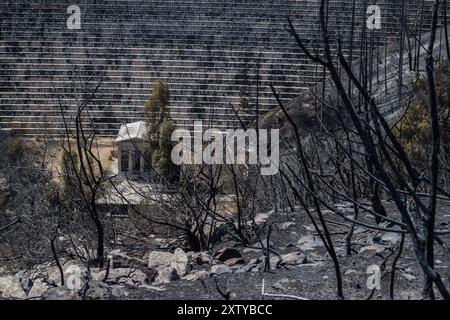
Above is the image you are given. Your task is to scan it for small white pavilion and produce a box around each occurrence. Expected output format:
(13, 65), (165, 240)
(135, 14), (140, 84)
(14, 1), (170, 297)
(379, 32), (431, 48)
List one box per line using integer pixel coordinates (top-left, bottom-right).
(115, 121), (150, 179)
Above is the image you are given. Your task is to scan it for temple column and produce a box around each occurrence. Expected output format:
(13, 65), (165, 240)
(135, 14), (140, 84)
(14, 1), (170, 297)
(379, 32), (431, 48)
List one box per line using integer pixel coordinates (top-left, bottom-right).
(140, 154), (145, 174)
(128, 148), (133, 177)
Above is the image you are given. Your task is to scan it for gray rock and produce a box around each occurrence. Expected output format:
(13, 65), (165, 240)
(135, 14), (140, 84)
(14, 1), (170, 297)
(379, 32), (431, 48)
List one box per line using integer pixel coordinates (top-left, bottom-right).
(211, 264), (233, 275)
(0, 275), (27, 299)
(64, 264), (88, 291)
(27, 279), (50, 298)
(270, 256), (282, 269)
(280, 252), (308, 266)
(154, 266), (180, 285)
(401, 273), (416, 281)
(147, 249), (193, 278)
(20, 277), (34, 294)
(358, 245), (386, 254)
(255, 255), (282, 270)
(95, 268), (149, 285)
(279, 222), (296, 230)
(381, 231), (402, 243)
(170, 248), (191, 277)
(345, 269), (357, 275)
(224, 257), (245, 266)
(183, 270), (211, 281)
(148, 251), (174, 269)
(138, 283), (167, 291)
(46, 261), (87, 290)
(254, 212), (271, 225)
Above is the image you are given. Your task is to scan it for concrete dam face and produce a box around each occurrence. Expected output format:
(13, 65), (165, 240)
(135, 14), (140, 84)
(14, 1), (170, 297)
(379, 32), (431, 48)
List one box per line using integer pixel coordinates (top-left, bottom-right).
(0, 0), (439, 136)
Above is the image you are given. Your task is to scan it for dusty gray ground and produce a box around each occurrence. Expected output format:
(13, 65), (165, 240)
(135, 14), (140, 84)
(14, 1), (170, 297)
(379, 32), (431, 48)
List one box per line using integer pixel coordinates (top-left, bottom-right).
(117, 200), (450, 300)
(2, 200), (448, 300)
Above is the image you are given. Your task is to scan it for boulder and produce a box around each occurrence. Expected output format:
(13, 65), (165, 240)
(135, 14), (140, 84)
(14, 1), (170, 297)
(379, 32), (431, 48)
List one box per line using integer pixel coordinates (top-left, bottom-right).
(148, 251), (174, 269)
(254, 213), (270, 225)
(46, 261), (87, 290)
(46, 267), (64, 286)
(255, 255), (282, 270)
(280, 252), (308, 266)
(64, 265), (87, 291)
(269, 256), (282, 269)
(0, 275), (26, 299)
(19, 276), (34, 294)
(214, 248), (242, 263)
(27, 279), (51, 299)
(211, 264), (233, 275)
(170, 248), (191, 277)
(154, 267), (180, 285)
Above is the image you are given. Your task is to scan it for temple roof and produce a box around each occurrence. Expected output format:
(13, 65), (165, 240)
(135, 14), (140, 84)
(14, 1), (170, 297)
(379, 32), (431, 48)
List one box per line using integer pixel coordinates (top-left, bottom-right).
(115, 121), (147, 143)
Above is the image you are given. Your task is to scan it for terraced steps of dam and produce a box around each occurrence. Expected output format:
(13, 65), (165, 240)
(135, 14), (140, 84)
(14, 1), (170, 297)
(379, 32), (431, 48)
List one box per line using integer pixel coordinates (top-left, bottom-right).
(0, 0), (445, 136)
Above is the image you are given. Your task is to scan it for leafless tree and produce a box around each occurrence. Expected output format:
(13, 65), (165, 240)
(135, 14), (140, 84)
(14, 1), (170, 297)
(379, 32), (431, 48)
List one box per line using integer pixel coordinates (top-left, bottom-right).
(271, 0), (450, 299)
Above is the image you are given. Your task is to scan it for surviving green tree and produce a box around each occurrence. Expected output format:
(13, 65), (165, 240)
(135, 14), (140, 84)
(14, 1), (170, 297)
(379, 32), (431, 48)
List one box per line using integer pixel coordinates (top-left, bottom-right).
(144, 81), (180, 183)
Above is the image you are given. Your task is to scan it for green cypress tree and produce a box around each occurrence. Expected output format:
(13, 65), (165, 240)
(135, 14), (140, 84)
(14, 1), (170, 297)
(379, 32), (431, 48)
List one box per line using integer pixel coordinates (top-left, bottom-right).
(144, 81), (179, 182)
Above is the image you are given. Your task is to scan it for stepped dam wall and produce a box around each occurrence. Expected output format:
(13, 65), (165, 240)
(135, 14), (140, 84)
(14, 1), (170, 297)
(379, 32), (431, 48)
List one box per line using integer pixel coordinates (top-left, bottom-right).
(0, 0), (445, 136)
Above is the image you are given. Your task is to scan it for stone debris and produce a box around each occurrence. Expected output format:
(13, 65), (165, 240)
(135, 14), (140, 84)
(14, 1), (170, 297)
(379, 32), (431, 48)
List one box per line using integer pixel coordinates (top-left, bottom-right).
(224, 257), (245, 266)
(211, 264), (233, 275)
(278, 222), (296, 230)
(400, 273), (416, 281)
(280, 252), (308, 266)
